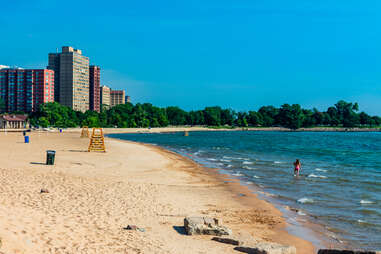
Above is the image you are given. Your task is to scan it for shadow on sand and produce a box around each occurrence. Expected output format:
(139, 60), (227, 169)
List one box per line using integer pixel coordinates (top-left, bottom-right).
(173, 226), (187, 235)
(30, 162), (46, 165)
(68, 149), (88, 153)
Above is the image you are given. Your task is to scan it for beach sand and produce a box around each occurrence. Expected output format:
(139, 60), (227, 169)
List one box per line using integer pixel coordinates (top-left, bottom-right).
(0, 130), (315, 253)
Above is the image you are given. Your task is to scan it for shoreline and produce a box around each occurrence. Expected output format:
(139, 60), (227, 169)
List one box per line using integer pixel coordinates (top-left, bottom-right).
(108, 133), (345, 251)
(0, 130), (317, 253)
(60, 126), (381, 134)
(2, 125), (379, 135)
(119, 138), (319, 252)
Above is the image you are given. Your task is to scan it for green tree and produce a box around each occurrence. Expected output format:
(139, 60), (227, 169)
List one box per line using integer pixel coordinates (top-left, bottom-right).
(247, 111), (263, 126)
(359, 112), (372, 126)
(334, 100), (360, 127)
(38, 117), (49, 127)
(302, 109), (315, 127)
(334, 100), (359, 127)
(166, 106), (187, 125)
(235, 112), (248, 127)
(278, 104), (304, 130)
(204, 107), (222, 126)
(187, 110), (205, 126)
(221, 109), (235, 126)
(258, 106), (279, 127)
(327, 106), (339, 126)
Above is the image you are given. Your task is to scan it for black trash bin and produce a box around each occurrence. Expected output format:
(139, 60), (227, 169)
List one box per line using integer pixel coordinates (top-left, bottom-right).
(46, 150), (56, 165)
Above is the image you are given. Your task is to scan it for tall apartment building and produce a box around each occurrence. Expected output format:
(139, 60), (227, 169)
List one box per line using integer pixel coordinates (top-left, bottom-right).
(0, 69), (54, 112)
(89, 66), (100, 112)
(48, 46), (89, 112)
(47, 53), (60, 102)
(100, 85), (111, 107)
(110, 90), (125, 107)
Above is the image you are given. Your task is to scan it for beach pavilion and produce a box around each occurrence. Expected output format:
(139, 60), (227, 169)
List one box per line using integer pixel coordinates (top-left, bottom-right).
(0, 115), (29, 129)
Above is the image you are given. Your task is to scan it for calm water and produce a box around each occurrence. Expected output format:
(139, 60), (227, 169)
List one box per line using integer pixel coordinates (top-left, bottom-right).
(109, 131), (381, 249)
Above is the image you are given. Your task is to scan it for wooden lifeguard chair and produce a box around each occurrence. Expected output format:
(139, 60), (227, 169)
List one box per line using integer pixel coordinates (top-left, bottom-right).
(88, 128), (106, 152)
(81, 126), (90, 138)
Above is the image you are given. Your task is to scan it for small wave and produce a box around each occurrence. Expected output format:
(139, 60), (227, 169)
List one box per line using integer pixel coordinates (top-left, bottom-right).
(327, 233), (344, 244)
(297, 210), (306, 216)
(356, 219), (374, 227)
(245, 181), (253, 185)
(226, 164), (233, 168)
(360, 200), (375, 205)
(297, 197), (314, 204)
(274, 161), (282, 164)
(223, 156), (233, 159)
(216, 163), (223, 166)
(235, 157), (249, 160)
(220, 159), (231, 162)
(207, 158), (217, 161)
(242, 166), (256, 170)
(243, 161), (254, 165)
(308, 174), (327, 179)
(358, 208), (379, 215)
(315, 168), (328, 172)
(253, 175), (260, 179)
(232, 172), (243, 176)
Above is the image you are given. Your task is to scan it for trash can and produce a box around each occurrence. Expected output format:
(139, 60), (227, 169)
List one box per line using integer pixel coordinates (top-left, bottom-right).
(24, 136), (29, 143)
(23, 131), (26, 136)
(46, 150), (56, 165)
(59, 129), (63, 133)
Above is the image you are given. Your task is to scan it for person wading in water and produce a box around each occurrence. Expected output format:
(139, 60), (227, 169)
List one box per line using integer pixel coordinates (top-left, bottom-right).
(293, 159), (301, 176)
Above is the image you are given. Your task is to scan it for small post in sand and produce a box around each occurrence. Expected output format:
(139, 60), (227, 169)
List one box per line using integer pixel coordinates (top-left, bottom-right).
(81, 126), (90, 138)
(184, 131), (189, 137)
(88, 128), (106, 152)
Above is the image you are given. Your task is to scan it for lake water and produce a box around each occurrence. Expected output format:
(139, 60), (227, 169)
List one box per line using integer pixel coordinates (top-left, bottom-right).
(109, 131), (381, 250)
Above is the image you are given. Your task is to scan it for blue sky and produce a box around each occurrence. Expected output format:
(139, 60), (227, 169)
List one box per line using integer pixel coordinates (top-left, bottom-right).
(1, 1), (381, 114)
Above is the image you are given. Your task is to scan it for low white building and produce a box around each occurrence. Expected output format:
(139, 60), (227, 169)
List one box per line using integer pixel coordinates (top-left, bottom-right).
(0, 115), (29, 129)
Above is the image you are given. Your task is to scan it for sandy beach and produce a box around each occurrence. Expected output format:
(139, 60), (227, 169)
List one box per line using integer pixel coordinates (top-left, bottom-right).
(0, 130), (315, 253)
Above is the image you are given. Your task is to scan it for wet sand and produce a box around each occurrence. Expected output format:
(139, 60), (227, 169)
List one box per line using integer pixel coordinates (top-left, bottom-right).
(0, 130), (315, 253)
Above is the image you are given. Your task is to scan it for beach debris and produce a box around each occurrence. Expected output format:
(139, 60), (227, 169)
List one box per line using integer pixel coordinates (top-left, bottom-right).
(40, 188), (49, 193)
(234, 242), (296, 254)
(211, 237), (242, 246)
(318, 250), (381, 254)
(184, 216), (232, 236)
(123, 225), (145, 232)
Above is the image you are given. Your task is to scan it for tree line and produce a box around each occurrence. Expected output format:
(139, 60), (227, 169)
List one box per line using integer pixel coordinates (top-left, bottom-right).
(20, 100), (380, 130)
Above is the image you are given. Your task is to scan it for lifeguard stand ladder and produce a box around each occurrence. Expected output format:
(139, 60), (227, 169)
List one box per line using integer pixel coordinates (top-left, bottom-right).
(81, 126), (90, 138)
(88, 128), (106, 152)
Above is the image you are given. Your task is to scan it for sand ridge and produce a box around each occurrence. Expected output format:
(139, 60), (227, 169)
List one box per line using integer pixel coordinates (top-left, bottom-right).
(0, 131), (315, 253)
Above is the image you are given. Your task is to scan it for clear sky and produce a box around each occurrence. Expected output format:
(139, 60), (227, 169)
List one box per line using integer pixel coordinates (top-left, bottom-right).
(1, 1), (381, 114)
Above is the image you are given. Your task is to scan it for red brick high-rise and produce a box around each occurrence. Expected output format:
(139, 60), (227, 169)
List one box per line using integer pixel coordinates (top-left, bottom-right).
(89, 65), (100, 112)
(0, 68), (54, 112)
